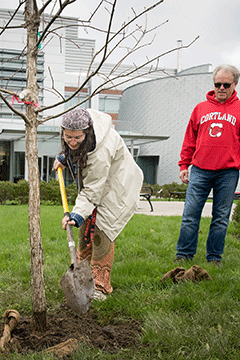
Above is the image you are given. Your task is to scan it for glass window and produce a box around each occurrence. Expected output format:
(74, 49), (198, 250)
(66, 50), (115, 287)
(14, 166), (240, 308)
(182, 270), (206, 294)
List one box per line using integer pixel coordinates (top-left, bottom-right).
(43, 156), (55, 182)
(64, 94), (89, 110)
(14, 152), (25, 183)
(99, 97), (120, 113)
(38, 157), (42, 180)
(0, 141), (10, 181)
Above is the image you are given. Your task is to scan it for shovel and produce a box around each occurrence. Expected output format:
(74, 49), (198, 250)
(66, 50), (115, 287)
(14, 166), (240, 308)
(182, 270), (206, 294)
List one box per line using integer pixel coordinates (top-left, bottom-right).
(57, 167), (95, 314)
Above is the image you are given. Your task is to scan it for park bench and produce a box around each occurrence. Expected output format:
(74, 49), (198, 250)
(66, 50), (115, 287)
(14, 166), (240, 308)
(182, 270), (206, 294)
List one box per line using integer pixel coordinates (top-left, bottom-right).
(140, 186), (153, 212)
(168, 188), (187, 201)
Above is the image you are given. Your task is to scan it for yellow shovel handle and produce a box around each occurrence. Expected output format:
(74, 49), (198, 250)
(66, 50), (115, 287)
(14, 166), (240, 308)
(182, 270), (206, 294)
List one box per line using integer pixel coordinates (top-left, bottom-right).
(57, 167), (69, 215)
(57, 167), (77, 265)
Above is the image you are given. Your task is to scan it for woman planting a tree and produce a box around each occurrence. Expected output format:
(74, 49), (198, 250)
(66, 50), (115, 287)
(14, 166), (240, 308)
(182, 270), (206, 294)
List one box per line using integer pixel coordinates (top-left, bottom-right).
(54, 106), (143, 300)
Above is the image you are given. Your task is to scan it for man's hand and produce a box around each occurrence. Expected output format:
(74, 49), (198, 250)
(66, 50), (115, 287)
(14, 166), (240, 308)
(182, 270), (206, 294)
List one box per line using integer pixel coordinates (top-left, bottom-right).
(179, 169), (189, 184)
(62, 215), (76, 230)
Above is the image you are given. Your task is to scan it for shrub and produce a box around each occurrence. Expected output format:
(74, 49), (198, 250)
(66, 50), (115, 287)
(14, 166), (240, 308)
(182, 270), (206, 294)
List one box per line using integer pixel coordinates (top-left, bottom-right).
(0, 181), (16, 204)
(66, 182), (78, 205)
(141, 181), (188, 199)
(0, 179), (75, 206)
(142, 182), (163, 197)
(40, 179), (61, 205)
(0, 179), (189, 204)
(15, 179), (29, 204)
(148, 182), (187, 199)
(152, 183), (161, 197)
(232, 200), (240, 232)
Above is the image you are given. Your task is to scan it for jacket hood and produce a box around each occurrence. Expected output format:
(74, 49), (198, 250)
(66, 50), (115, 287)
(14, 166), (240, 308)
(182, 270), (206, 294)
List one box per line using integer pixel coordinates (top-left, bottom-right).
(86, 108), (112, 151)
(206, 89), (239, 105)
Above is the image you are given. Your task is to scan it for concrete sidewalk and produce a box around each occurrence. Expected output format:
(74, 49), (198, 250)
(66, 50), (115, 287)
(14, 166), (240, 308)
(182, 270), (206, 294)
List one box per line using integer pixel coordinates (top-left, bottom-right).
(136, 199), (236, 219)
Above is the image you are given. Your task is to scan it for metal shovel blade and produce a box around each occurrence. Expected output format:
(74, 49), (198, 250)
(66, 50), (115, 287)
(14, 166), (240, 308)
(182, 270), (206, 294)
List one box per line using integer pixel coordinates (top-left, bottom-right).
(60, 258), (95, 314)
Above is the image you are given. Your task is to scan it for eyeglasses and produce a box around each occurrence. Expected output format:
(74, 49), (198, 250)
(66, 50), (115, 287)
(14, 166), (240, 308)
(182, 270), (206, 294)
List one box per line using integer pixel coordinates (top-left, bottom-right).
(214, 82), (234, 89)
(63, 134), (85, 143)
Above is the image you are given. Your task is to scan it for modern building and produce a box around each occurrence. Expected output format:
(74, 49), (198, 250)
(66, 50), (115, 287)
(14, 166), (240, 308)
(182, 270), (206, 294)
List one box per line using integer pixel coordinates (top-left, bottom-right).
(0, 7), (175, 184)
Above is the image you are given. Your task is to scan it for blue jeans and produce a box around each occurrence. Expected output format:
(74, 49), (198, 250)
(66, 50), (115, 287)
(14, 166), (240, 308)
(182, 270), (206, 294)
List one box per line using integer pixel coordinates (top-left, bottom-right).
(176, 166), (239, 262)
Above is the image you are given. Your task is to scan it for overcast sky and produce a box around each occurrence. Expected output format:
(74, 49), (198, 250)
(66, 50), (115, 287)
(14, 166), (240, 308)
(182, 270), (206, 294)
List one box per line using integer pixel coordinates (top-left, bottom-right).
(3, 0), (240, 72)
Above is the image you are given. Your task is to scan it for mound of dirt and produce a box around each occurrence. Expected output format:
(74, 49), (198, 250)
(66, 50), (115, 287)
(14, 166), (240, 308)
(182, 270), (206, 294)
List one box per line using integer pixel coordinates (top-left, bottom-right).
(0, 304), (143, 358)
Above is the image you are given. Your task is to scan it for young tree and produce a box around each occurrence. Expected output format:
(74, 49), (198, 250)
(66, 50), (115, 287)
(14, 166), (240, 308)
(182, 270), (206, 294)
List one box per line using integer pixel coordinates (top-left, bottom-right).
(0, 0), (197, 331)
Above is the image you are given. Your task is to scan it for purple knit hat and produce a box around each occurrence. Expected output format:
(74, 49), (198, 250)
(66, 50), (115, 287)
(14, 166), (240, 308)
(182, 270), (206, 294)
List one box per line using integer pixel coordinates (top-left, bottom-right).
(62, 107), (93, 130)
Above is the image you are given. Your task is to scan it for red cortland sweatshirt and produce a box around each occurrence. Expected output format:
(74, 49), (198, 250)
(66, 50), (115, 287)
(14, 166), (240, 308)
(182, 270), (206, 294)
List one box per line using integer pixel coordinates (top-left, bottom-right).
(178, 90), (240, 171)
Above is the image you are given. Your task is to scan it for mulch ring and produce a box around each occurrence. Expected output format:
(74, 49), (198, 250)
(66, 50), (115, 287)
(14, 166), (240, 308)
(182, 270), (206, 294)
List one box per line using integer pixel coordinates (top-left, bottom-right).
(0, 304), (144, 358)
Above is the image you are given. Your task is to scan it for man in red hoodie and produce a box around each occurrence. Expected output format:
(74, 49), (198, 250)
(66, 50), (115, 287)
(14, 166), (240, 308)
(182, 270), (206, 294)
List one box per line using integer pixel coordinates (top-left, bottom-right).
(175, 64), (240, 266)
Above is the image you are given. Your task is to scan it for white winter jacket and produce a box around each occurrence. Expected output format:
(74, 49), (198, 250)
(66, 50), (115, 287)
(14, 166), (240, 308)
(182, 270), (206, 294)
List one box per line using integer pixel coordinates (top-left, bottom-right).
(71, 109), (143, 241)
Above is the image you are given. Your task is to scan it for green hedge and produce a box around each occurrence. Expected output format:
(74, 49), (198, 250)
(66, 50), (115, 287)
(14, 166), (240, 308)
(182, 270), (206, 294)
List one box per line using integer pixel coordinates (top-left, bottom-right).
(143, 181), (188, 199)
(0, 180), (189, 204)
(232, 200), (240, 233)
(0, 179), (78, 205)
(0, 181), (17, 204)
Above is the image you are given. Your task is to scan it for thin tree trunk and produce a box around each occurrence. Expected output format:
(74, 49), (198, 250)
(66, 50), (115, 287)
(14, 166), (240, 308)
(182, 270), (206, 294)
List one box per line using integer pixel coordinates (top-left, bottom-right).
(25, 0), (47, 331)
(25, 122), (46, 331)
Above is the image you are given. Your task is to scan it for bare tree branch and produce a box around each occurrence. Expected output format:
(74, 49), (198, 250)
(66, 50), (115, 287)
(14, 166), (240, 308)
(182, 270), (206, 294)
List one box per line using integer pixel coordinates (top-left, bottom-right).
(124, 36), (199, 75)
(0, 24), (26, 30)
(79, 0), (165, 87)
(88, 0), (105, 22)
(38, 0), (53, 16)
(35, 0), (118, 113)
(38, 34), (54, 51)
(86, 0), (117, 78)
(106, 18), (169, 75)
(48, 66), (65, 100)
(38, 34), (199, 123)
(1, 0), (198, 125)
(92, 0), (164, 64)
(0, 91), (30, 124)
(0, 88), (16, 96)
(37, 0), (77, 48)
(36, 30), (198, 117)
(41, 12), (168, 82)
(38, 21), (106, 41)
(0, 1), (26, 35)
(99, 36), (199, 88)
(4, 66), (25, 89)
(47, 0), (58, 21)
(32, 0), (39, 14)
(40, 62), (176, 124)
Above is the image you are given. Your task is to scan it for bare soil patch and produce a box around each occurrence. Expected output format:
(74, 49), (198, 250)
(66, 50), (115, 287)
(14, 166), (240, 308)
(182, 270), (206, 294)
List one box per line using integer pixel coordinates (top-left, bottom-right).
(0, 304), (143, 358)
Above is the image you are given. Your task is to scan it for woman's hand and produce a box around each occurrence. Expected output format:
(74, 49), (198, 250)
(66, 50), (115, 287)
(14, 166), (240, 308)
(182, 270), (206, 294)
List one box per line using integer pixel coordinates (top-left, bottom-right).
(62, 215), (76, 230)
(53, 159), (65, 171)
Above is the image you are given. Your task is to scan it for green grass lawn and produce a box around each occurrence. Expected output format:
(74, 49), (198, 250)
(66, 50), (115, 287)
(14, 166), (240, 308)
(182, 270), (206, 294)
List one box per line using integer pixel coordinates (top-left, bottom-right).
(0, 205), (240, 359)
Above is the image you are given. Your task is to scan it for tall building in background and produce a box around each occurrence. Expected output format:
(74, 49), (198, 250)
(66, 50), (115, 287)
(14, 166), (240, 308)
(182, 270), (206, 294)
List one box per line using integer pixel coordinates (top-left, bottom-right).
(0, 7), (175, 184)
